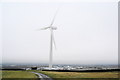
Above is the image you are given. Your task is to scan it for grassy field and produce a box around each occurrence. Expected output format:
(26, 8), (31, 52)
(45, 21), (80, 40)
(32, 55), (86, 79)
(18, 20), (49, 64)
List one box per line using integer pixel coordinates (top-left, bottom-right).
(35, 71), (119, 78)
(1, 70), (119, 80)
(1, 71), (38, 79)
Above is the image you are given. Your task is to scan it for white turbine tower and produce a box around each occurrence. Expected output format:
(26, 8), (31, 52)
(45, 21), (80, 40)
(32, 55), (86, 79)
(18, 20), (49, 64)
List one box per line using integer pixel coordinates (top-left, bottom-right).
(38, 10), (58, 69)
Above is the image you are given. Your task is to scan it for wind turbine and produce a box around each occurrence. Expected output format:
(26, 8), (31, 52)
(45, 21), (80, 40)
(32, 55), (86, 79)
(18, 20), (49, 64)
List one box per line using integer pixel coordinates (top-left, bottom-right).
(38, 10), (58, 69)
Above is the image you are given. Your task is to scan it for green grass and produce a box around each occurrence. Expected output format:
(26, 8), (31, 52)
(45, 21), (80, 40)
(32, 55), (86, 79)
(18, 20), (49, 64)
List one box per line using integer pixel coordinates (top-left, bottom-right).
(0, 71), (2, 79)
(34, 71), (119, 78)
(1, 70), (119, 80)
(1, 71), (37, 78)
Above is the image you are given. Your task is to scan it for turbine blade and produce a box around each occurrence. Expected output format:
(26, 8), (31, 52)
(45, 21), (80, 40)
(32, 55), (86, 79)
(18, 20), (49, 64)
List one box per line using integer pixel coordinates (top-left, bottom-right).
(36, 27), (50, 30)
(52, 31), (57, 50)
(50, 8), (59, 26)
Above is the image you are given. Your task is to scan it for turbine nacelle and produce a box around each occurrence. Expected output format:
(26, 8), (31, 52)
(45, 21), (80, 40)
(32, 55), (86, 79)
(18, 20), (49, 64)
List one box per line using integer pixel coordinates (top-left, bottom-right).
(40, 26), (57, 30)
(51, 26), (57, 30)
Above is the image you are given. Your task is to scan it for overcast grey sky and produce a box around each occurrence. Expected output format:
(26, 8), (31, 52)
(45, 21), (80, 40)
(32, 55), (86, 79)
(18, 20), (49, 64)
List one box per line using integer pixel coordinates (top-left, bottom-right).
(2, 2), (118, 65)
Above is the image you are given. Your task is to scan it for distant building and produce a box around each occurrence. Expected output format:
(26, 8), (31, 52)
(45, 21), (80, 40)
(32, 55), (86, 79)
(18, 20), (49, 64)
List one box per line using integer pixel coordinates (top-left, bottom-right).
(31, 66), (37, 70)
(26, 68), (31, 70)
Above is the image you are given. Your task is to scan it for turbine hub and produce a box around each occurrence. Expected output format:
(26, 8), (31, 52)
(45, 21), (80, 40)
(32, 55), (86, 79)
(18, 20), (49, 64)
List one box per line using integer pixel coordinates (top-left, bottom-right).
(51, 27), (57, 30)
